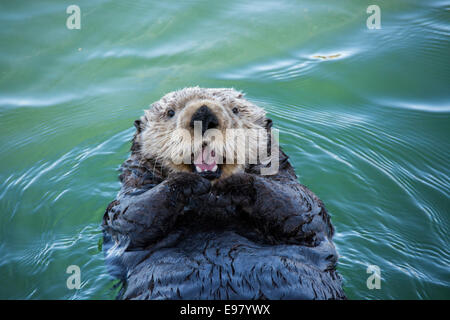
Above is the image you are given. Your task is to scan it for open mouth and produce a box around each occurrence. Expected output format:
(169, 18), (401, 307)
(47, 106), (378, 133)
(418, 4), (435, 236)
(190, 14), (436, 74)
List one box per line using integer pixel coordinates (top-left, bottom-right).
(192, 148), (221, 180)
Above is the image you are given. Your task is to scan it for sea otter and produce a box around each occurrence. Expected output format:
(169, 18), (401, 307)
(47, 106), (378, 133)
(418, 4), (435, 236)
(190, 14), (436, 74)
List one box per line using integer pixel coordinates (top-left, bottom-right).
(102, 87), (345, 299)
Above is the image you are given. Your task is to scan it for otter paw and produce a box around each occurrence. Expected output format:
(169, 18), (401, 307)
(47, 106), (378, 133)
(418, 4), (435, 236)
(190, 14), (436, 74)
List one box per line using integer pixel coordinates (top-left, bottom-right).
(167, 172), (211, 200)
(213, 173), (255, 206)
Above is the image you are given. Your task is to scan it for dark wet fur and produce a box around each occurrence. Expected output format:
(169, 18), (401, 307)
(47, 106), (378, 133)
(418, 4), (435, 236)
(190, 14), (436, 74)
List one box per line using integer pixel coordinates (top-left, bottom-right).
(102, 121), (346, 300)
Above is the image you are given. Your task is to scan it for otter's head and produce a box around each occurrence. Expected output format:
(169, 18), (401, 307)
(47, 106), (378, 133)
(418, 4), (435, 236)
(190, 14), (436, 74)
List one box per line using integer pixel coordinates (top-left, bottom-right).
(134, 87), (273, 181)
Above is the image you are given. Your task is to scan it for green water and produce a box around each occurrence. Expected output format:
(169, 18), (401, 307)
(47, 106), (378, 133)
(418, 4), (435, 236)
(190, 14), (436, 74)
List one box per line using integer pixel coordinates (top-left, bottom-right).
(0, 0), (449, 299)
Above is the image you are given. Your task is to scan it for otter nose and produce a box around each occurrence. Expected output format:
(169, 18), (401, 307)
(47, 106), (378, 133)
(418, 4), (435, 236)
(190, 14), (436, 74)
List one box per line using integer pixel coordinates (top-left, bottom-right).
(190, 105), (219, 135)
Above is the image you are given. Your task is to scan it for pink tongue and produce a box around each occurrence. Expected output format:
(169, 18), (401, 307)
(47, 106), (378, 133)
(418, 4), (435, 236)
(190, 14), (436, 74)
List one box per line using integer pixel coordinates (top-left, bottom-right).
(194, 148), (216, 171)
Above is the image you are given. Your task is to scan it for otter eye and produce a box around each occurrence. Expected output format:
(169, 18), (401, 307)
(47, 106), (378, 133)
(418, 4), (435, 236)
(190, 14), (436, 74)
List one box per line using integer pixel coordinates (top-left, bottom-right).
(167, 109), (175, 118)
(232, 107), (239, 114)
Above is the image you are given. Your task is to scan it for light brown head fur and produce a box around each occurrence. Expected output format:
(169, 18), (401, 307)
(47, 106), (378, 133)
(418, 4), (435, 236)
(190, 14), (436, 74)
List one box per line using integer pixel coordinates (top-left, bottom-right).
(134, 87), (271, 181)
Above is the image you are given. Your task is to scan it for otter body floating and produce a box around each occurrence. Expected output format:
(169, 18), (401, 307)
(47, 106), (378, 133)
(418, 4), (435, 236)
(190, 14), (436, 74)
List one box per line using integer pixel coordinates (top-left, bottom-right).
(102, 87), (346, 299)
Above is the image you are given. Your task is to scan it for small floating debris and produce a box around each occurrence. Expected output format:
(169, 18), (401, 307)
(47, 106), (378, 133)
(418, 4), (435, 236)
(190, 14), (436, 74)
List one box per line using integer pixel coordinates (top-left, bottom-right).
(312, 53), (341, 60)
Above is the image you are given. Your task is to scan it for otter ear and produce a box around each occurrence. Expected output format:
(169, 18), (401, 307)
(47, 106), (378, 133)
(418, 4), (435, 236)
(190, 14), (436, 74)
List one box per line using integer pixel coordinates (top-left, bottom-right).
(265, 118), (273, 130)
(134, 119), (142, 133)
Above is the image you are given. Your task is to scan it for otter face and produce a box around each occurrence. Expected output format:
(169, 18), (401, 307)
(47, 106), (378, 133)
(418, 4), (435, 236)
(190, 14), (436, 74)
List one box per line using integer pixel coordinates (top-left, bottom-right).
(137, 87), (270, 181)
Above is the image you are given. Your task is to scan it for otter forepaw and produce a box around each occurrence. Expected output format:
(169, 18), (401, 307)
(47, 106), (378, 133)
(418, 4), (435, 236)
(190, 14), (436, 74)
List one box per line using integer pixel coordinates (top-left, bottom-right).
(167, 172), (211, 201)
(213, 173), (255, 206)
